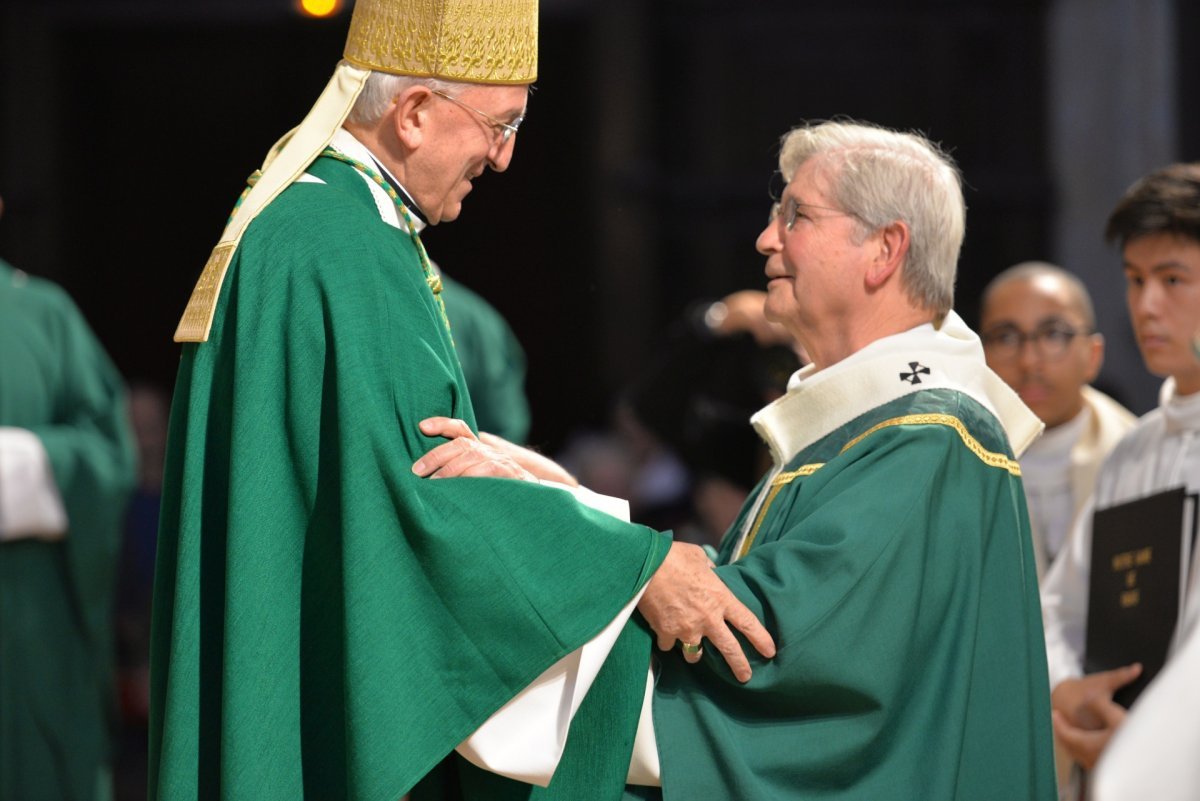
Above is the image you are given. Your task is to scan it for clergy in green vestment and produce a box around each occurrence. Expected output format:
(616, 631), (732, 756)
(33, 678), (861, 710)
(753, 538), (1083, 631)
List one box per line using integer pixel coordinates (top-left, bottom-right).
(418, 121), (1059, 800)
(0, 234), (137, 800)
(150, 2), (773, 800)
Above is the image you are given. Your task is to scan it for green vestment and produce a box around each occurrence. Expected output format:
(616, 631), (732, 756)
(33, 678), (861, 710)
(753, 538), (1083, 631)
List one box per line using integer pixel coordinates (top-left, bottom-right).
(149, 153), (670, 801)
(626, 319), (1056, 801)
(0, 261), (136, 801)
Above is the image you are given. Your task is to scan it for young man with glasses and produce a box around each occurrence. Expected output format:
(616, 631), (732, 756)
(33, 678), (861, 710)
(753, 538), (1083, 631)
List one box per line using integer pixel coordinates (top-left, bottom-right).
(1042, 163), (1200, 795)
(980, 262), (1136, 578)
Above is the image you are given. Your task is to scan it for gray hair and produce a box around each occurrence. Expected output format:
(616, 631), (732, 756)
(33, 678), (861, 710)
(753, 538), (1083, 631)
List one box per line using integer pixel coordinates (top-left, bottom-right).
(778, 120), (965, 316)
(982, 261), (1097, 331)
(344, 62), (470, 125)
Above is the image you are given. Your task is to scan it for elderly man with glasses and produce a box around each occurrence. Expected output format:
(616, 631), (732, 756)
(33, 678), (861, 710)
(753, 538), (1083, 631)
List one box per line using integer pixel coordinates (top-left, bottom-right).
(419, 120), (1057, 800)
(980, 263), (1137, 579)
(151, 1), (775, 800)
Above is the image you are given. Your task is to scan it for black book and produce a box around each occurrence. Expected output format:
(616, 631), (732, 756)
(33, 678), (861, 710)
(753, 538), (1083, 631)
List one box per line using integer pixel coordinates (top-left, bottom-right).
(1084, 487), (1196, 708)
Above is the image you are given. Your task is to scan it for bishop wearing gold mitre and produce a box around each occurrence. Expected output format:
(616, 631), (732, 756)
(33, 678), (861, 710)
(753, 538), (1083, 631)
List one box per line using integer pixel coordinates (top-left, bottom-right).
(149, 1), (678, 799)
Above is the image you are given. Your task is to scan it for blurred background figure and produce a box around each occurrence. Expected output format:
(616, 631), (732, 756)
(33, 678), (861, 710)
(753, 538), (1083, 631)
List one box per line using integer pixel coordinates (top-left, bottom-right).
(623, 289), (803, 546)
(0, 193), (137, 801)
(980, 262), (1136, 577)
(113, 381), (170, 800)
(439, 272), (531, 445)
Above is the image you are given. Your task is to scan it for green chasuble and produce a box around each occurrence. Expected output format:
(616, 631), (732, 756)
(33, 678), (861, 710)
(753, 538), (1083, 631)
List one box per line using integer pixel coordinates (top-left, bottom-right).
(0, 261), (137, 801)
(150, 148), (670, 801)
(625, 315), (1056, 801)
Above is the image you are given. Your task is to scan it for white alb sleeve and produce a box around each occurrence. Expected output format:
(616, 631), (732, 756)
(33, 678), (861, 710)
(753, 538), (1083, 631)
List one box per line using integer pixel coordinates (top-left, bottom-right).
(0, 427), (68, 541)
(1040, 496), (1094, 687)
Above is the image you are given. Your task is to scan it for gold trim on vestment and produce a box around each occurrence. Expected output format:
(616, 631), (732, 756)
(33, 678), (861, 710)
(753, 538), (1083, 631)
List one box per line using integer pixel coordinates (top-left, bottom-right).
(839, 413), (1022, 476)
(735, 413), (1019, 560)
(736, 464), (823, 561)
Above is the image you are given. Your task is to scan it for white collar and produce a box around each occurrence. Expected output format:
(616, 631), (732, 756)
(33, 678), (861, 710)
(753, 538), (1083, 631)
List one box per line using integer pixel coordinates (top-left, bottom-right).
(327, 129), (426, 233)
(752, 311), (1043, 465)
(1160, 377), (1200, 434)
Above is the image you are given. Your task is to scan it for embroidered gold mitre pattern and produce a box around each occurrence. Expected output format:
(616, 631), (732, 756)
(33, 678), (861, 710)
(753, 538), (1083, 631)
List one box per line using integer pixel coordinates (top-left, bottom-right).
(344, 0), (538, 84)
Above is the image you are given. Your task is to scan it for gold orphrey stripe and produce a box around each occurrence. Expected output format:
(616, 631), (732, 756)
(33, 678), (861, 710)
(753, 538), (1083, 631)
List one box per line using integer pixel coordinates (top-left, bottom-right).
(736, 413), (1020, 560)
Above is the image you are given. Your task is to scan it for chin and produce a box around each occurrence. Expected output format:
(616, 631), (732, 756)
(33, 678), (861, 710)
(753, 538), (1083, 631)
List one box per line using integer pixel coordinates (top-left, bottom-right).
(437, 204), (463, 224)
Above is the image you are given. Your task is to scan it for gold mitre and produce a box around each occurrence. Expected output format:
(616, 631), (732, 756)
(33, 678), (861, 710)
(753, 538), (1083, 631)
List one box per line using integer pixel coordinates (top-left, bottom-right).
(174, 0), (538, 343)
(344, 0), (538, 85)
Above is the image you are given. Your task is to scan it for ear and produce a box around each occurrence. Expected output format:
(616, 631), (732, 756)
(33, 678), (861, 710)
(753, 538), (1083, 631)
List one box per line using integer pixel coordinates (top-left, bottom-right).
(1083, 332), (1105, 382)
(864, 220), (911, 290)
(391, 85), (435, 150)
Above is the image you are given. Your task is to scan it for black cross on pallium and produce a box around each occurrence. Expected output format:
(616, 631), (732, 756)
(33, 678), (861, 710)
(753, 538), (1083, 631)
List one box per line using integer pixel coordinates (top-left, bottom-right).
(900, 362), (931, 384)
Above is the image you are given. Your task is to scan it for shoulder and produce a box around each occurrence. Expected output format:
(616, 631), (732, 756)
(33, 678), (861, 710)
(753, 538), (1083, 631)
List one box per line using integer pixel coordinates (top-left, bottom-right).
(235, 165), (422, 291)
(0, 262), (86, 325)
(854, 389), (1010, 453)
(1101, 409), (1166, 468)
(245, 168), (382, 251)
(813, 389), (1017, 478)
(1083, 385), (1139, 431)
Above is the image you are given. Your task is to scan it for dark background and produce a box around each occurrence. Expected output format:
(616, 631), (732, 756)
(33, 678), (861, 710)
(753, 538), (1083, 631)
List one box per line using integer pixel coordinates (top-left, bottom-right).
(1, 0), (1197, 451)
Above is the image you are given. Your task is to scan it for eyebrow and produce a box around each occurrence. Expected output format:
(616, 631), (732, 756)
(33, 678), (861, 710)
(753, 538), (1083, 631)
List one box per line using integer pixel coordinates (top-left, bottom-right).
(1124, 260), (1194, 273)
(982, 315), (1077, 332)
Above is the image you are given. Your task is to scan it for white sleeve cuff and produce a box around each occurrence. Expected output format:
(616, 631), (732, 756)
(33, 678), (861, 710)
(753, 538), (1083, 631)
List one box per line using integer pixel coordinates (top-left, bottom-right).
(0, 427), (68, 541)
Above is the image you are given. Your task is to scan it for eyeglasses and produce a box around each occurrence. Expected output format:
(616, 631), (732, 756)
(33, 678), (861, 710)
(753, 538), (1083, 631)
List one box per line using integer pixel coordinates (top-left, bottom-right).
(980, 324), (1091, 361)
(431, 90), (524, 145)
(769, 196), (859, 232)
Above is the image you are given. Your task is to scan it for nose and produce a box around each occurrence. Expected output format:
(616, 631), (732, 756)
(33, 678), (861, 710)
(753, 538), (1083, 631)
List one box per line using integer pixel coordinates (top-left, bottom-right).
(757, 219), (781, 256)
(1016, 336), (1041, 369)
(488, 134), (515, 173)
(1133, 279), (1163, 319)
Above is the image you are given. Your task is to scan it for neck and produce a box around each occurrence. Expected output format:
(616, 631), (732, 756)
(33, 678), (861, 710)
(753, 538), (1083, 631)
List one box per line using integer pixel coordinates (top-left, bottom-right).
(343, 121), (408, 186)
(804, 303), (936, 371)
(339, 124), (425, 220)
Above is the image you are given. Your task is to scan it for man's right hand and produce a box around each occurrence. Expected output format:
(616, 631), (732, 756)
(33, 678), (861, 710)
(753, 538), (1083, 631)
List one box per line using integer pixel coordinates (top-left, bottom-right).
(637, 542), (776, 684)
(1049, 663), (1141, 769)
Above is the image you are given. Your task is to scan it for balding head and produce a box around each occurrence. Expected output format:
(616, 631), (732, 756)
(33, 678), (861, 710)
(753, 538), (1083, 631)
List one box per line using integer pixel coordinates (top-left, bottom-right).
(982, 262), (1096, 331)
(979, 262), (1103, 428)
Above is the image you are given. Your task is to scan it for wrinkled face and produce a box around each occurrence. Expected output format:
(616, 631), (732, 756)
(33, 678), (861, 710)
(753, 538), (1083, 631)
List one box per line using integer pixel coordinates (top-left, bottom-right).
(755, 159), (872, 353)
(1124, 233), (1200, 395)
(980, 275), (1101, 428)
(409, 84), (528, 224)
